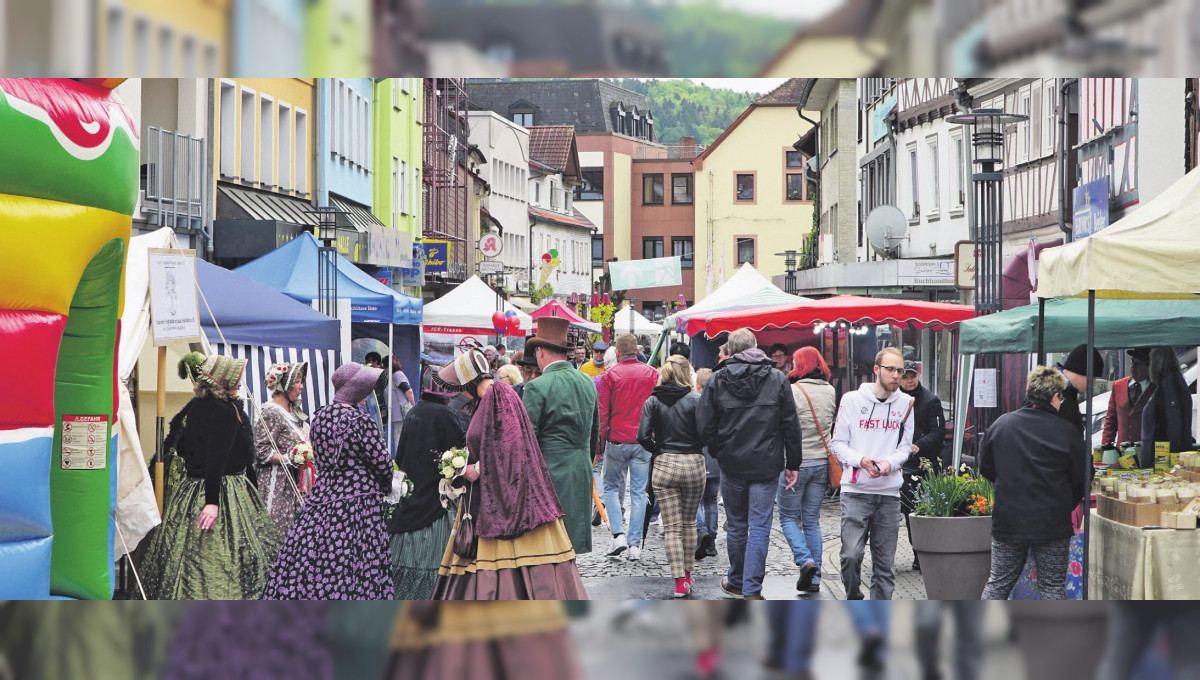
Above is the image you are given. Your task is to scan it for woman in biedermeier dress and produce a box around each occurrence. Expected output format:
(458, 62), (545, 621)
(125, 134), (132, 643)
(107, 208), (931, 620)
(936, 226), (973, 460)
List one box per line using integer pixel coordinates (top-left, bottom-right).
(263, 362), (394, 600)
(430, 350), (587, 600)
(254, 361), (313, 538)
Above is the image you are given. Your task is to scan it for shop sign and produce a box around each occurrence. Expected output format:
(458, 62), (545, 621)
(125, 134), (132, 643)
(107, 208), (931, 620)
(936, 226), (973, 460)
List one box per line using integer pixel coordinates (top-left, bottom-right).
(954, 241), (977, 290)
(478, 232), (503, 258)
(1073, 176), (1110, 240)
(366, 224), (414, 268)
(479, 260), (505, 275)
(400, 243), (425, 286)
(897, 258), (955, 287)
(418, 240), (449, 273)
(147, 248), (202, 345)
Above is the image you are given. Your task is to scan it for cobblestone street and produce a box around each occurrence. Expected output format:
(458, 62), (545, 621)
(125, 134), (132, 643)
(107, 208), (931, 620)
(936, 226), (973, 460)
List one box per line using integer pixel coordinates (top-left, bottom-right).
(579, 492), (928, 600)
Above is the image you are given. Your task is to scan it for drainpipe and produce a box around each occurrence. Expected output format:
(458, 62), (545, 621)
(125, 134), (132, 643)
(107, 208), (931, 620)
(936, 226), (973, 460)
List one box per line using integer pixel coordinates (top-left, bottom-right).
(1059, 78), (1078, 241)
(205, 77), (216, 260)
(315, 79), (326, 212)
(796, 103), (821, 268)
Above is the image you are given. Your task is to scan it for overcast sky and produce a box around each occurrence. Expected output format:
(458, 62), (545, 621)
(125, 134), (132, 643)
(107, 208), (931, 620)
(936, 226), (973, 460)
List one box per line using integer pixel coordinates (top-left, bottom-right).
(718, 0), (844, 21)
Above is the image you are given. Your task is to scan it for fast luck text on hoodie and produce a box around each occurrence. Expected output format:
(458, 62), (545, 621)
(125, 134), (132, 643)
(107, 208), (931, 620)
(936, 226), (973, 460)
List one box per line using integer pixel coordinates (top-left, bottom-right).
(830, 383), (915, 496)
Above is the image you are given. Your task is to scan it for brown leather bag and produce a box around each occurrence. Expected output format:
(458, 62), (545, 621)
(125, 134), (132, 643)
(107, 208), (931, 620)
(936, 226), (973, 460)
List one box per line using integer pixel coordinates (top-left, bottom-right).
(452, 479), (478, 560)
(795, 383), (840, 488)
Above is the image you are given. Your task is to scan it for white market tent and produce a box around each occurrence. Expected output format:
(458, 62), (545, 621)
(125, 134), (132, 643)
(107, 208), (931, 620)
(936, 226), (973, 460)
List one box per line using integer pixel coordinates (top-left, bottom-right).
(1039, 164), (1200, 299)
(662, 263), (807, 330)
(422, 275), (533, 330)
(614, 303), (664, 336)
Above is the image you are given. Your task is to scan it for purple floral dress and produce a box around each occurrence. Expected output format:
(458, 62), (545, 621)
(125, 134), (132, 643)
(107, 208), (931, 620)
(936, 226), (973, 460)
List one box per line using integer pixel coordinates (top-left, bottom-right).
(263, 402), (394, 600)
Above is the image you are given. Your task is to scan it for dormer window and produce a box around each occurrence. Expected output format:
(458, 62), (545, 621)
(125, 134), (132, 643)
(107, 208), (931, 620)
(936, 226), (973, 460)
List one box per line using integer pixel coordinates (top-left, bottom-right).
(509, 99), (536, 127)
(611, 103), (626, 135)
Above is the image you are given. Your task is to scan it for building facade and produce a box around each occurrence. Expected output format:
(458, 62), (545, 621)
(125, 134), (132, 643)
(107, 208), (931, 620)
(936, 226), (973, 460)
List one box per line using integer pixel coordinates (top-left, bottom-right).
(691, 79), (816, 302)
(96, 0), (228, 76)
(422, 78), (472, 296)
(232, 0), (305, 77)
(305, 0), (371, 76)
(467, 110), (531, 297)
(527, 125), (594, 304)
(372, 77), (424, 297)
(629, 138), (700, 319)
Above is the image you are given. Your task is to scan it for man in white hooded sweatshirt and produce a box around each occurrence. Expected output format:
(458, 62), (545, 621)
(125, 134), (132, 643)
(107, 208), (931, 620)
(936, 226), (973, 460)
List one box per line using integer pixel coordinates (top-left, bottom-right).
(831, 346), (915, 601)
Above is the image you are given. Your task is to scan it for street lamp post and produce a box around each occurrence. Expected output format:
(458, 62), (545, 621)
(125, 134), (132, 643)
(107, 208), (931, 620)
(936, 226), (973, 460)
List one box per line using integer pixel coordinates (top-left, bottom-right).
(776, 249), (799, 295)
(947, 108), (1028, 440)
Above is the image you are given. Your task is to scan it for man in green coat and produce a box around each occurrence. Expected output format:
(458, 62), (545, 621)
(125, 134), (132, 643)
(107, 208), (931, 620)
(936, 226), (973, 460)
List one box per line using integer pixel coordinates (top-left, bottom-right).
(523, 317), (599, 555)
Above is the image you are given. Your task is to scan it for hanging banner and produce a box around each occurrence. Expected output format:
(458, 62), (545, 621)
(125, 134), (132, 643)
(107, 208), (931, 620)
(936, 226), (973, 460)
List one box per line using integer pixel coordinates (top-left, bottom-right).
(147, 248), (202, 345)
(609, 256), (683, 290)
(421, 326), (525, 366)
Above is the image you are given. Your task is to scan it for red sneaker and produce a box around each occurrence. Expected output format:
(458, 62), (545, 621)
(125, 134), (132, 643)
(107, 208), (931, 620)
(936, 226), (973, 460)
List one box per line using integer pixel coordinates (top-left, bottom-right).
(674, 577), (691, 598)
(685, 572), (694, 589)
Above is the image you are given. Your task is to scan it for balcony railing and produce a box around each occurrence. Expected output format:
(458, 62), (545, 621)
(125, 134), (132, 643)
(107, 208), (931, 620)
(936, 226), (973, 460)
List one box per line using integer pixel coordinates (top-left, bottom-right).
(634, 143), (707, 160)
(141, 126), (206, 232)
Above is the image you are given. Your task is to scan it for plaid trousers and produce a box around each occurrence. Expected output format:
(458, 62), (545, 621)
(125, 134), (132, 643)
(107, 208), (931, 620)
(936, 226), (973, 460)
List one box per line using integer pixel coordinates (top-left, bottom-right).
(652, 453), (707, 578)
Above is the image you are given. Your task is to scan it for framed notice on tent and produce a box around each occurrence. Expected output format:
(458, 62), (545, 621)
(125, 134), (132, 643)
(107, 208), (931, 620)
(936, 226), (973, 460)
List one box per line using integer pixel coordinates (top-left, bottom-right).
(148, 248), (202, 346)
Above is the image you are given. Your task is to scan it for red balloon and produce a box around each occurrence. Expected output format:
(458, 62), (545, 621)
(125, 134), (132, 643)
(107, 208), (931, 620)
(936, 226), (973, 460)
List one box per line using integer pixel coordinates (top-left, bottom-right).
(506, 316), (521, 333)
(491, 311), (506, 328)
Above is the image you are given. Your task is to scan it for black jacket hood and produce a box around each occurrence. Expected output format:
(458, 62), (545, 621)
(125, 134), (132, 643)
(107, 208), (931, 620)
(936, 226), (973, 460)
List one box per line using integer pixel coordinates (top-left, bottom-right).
(652, 383), (693, 407)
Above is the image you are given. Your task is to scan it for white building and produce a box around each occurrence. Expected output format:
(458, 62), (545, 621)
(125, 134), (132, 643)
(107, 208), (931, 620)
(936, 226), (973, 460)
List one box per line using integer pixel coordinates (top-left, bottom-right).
(468, 110), (530, 294)
(527, 126), (596, 301)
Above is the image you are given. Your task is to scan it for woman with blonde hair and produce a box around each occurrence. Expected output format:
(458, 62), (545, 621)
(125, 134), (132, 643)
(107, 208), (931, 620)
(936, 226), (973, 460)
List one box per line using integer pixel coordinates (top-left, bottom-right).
(141, 352), (280, 599)
(637, 354), (705, 599)
(496, 364), (524, 387)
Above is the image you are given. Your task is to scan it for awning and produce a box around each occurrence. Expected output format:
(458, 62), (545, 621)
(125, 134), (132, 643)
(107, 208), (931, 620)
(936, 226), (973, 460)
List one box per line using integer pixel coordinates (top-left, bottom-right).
(687, 295), (975, 336)
(329, 195), (382, 233)
(217, 183), (318, 226)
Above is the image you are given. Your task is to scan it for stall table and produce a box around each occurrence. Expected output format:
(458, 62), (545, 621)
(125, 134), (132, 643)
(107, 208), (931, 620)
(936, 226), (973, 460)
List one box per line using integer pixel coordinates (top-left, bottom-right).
(1088, 511), (1200, 599)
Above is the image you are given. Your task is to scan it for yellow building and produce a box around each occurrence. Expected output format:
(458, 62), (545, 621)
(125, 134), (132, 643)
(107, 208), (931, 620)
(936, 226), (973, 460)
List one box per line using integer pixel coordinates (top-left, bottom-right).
(691, 80), (817, 302)
(757, 0), (880, 78)
(96, 0), (230, 75)
(211, 78), (318, 265)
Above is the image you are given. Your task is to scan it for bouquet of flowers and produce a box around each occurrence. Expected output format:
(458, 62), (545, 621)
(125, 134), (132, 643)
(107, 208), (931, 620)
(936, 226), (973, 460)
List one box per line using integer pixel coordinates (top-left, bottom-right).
(437, 447), (470, 480)
(912, 461), (994, 517)
(385, 462), (414, 505)
(288, 441), (317, 494)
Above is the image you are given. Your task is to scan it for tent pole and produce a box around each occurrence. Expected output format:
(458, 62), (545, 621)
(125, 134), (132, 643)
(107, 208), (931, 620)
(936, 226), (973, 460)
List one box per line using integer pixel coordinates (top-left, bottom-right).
(388, 323), (394, 459)
(154, 346), (166, 515)
(1082, 289), (1095, 600)
(1037, 297), (1046, 366)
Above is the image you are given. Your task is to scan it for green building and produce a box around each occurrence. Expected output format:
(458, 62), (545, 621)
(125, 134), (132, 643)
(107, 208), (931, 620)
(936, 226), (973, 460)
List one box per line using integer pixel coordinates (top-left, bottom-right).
(373, 78), (425, 298)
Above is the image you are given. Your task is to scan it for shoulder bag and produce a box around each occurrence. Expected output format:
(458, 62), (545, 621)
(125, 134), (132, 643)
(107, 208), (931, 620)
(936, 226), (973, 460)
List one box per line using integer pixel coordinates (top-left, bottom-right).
(452, 476), (479, 560)
(795, 383), (840, 488)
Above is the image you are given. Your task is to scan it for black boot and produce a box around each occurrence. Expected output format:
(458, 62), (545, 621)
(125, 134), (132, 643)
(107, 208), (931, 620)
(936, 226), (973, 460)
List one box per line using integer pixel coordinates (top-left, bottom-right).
(695, 534), (710, 561)
(592, 508), (602, 527)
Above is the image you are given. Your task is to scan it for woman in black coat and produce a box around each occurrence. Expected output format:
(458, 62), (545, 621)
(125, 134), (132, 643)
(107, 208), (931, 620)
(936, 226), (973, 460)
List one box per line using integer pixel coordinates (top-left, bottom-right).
(1140, 347), (1194, 467)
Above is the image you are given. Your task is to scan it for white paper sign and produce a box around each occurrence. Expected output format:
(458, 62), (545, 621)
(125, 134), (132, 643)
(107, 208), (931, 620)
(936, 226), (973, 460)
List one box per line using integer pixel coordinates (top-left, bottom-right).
(148, 248), (202, 345)
(974, 368), (998, 408)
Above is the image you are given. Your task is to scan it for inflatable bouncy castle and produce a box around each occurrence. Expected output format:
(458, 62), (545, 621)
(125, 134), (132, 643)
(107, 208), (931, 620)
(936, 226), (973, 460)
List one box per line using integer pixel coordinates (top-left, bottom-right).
(0, 79), (138, 599)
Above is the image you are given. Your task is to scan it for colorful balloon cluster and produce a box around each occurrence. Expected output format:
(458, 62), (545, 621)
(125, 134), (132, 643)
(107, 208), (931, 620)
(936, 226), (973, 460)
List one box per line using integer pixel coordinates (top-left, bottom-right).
(490, 309), (521, 335)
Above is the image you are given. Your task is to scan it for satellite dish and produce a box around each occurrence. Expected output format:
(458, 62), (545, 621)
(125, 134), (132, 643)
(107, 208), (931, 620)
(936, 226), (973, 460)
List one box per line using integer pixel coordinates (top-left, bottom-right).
(864, 204), (908, 258)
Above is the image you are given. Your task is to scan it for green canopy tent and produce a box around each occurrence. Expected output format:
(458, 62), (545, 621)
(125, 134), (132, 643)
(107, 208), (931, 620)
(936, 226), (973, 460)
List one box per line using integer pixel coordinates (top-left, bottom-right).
(953, 298), (1200, 469)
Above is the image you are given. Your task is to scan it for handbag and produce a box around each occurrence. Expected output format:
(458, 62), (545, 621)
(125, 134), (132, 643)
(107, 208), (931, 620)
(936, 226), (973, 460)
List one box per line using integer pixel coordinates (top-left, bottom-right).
(451, 476), (478, 560)
(795, 383), (840, 489)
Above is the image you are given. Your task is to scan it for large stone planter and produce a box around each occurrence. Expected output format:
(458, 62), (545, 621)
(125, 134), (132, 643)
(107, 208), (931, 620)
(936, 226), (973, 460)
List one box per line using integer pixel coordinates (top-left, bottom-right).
(909, 515), (992, 600)
(1009, 602), (1108, 680)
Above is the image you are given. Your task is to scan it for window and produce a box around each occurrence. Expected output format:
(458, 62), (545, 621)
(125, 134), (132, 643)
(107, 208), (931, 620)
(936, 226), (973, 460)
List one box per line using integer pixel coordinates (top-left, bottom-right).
(133, 17), (150, 76)
(240, 87), (256, 181)
(1019, 89), (1032, 162)
(181, 35), (196, 78)
(642, 302), (665, 322)
(393, 79), (400, 108)
(927, 135), (940, 216)
(736, 173), (755, 201)
(785, 149), (805, 201)
(565, 190), (573, 212)
(950, 131), (965, 211)
(786, 174), (806, 202)
(642, 174), (664, 205)
(391, 157), (399, 227)
(550, 180), (559, 210)
(592, 236), (604, 267)
(736, 237), (755, 265)
(362, 96), (370, 170)
(259, 95), (275, 187)
(1044, 82), (1057, 156)
(295, 109), (308, 193)
(399, 160), (409, 214)
(106, 7), (125, 73)
(512, 111), (533, 126)
(672, 237), (693, 269)
(908, 143), (919, 218)
(219, 80), (236, 177)
(575, 169), (603, 200)
(642, 237), (663, 260)
(333, 80), (343, 157)
(534, 181), (540, 205)
(277, 103), (292, 189)
(671, 173), (692, 204)
(786, 150), (804, 168)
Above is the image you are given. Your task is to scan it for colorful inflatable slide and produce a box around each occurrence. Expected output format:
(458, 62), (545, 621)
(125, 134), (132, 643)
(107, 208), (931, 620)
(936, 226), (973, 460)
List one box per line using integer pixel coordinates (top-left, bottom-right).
(0, 78), (138, 599)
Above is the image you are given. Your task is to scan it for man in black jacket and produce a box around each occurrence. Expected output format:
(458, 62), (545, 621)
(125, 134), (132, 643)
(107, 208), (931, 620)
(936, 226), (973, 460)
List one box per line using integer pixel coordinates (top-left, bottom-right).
(698, 328), (803, 600)
(980, 366), (1088, 600)
(899, 360), (945, 573)
(1057, 343), (1104, 435)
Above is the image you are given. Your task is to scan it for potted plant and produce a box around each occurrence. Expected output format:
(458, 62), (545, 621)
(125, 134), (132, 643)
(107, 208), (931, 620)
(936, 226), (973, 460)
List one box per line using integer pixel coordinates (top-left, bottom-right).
(908, 462), (994, 599)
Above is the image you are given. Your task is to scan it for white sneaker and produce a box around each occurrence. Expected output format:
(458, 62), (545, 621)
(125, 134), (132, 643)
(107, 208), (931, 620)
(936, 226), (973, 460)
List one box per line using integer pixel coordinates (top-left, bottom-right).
(627, 546), (642, 561)
(607, 534), (628, 557)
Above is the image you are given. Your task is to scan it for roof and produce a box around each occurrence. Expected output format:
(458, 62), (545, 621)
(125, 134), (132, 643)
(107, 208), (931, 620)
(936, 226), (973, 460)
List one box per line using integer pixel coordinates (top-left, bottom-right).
(528, 125), (577, 175)
(217, 183), (319, 227)
(755, 78), (814, 106)
(429, 6), (669, 76)
(756, 0), (878, 76)
(529, 205), (597, 232)
(466, 79), (655, 137)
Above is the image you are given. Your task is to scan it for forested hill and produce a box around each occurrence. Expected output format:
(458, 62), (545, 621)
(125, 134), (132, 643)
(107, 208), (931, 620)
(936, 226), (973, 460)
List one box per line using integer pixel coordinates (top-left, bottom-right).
(606, 79), (758, 146)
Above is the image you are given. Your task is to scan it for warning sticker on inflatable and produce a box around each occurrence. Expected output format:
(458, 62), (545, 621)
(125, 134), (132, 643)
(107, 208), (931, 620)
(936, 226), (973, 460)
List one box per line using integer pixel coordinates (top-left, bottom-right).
(61, 415), (108, 470)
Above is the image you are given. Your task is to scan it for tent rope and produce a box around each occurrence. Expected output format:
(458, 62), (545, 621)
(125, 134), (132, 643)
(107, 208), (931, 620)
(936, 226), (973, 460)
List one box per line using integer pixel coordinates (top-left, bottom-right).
(116, 523), (148, 601)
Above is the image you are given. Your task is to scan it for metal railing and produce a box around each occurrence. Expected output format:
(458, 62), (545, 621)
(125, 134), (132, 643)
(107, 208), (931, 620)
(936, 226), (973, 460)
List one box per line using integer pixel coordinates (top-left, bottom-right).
(142, 126), (206, 232)
(634, 143), (707, 160)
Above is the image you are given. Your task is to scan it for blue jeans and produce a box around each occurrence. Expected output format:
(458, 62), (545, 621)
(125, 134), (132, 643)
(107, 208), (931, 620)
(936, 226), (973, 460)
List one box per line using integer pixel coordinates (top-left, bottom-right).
(603, 442), (651, 547)
(846, 601), (890, 666)
(767, 602), (819, 674)
(721, 473), (777, 597)
(695, 477), (720, 538)
(777, 465), (827, 574)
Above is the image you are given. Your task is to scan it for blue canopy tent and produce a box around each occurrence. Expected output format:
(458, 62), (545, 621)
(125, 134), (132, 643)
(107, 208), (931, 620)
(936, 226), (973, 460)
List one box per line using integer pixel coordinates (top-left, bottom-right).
(234, 232), (424, 449)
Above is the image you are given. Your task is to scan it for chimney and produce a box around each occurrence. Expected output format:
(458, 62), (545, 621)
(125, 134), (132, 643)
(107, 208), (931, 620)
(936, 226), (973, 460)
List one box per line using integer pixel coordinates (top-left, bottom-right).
(680, 136), (696, 158)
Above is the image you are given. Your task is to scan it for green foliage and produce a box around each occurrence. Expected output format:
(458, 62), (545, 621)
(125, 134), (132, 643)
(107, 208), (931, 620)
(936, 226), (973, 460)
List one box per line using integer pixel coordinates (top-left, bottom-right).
(608, 77), (759, 146)
(530, 283), (555, 305)
(912, 462), (995, 518)
(635, 4), (797, 80)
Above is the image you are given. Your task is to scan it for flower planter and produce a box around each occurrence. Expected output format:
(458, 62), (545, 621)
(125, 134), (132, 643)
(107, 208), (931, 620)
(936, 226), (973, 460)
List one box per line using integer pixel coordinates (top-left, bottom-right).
(909, 515), (993, 600)
(1008, 602), (1108, 680)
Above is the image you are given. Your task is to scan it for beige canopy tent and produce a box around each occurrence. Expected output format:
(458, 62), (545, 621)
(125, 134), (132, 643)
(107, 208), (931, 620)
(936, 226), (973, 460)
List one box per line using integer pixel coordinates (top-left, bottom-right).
(1038, 164), (1200, 300)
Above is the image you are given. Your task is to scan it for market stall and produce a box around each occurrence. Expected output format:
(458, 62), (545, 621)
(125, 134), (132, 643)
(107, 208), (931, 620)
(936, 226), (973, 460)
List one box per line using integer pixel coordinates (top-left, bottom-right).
(530, 298), (601, 334)
(1035, 163), (1200, 599)
(613, 304), (663, 337)
(420, 275), (532, 364)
